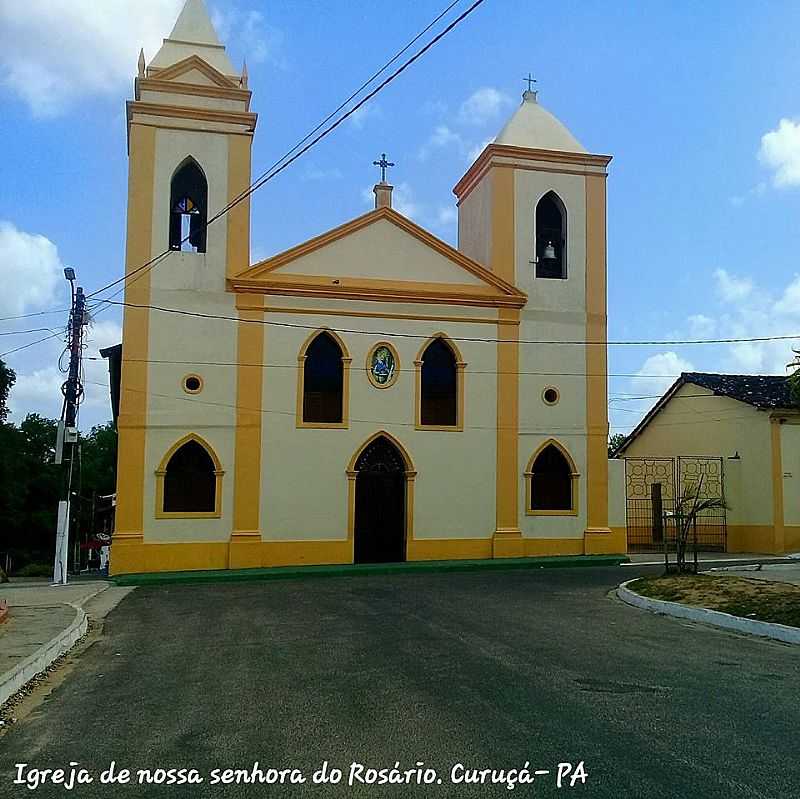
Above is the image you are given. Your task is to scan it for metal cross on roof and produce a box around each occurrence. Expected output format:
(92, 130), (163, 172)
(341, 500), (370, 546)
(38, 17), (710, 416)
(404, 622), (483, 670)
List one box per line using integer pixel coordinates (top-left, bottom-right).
(524, 73), (537, 92)
(373, 153), (395, 183)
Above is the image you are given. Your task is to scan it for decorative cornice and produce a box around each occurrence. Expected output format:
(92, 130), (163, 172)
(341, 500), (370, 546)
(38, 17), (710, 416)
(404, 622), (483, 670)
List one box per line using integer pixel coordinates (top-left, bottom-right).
(127, 100), (257, 132)
(136, 77), (251, 108)
(453, 143), (613, 201)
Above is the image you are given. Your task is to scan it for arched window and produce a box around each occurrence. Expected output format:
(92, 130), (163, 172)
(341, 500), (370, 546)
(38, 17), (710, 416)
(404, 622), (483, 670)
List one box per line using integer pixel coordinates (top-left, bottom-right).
(527, 442), (577, 513)
(302, 331), (346, 424)
(419, 337), (459, 428)
(158, 437), (221, 516)
(535, 191), (566, 279)
(169, 158), (208, 253)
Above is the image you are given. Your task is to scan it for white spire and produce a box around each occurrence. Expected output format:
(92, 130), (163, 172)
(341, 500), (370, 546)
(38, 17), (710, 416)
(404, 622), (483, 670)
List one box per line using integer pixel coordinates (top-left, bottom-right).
(494, 90), (586, 153)
(148, 0), (237, 77)
(168, 0), (222, 46)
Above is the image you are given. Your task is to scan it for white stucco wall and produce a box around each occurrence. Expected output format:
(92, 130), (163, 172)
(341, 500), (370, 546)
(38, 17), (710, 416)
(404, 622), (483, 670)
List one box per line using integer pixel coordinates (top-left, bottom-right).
(259, 301), (498, 542)
(782, 423), (800, 526)
(622, 384), (774, 526)
(142, 127), (238, 543)
(457, 176), (492, 269)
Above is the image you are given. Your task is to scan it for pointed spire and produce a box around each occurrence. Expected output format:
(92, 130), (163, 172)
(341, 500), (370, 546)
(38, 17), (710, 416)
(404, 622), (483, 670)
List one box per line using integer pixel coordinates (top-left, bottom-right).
(240, 60), (248, 89)
(168, 0), (221, 46)
(138, 49), (146, 78)
(148, 0), (236, 77)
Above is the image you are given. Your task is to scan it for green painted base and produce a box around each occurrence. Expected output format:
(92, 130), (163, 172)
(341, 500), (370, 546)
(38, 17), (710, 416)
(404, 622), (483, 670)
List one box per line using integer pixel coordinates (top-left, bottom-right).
(111, 554), (628, 586)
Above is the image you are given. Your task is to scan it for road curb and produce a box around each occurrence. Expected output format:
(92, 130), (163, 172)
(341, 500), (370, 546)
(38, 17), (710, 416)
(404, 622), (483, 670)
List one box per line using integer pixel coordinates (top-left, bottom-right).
(112, 554), (629, 586)
(617, 579), (800, 645)
(0, 603), (86, 707)
(0, 583), (110, 708)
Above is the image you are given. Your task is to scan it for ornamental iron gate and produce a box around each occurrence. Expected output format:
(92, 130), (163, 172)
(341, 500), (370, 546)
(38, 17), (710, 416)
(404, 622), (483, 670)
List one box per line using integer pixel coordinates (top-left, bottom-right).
(624, 456), (727, 552)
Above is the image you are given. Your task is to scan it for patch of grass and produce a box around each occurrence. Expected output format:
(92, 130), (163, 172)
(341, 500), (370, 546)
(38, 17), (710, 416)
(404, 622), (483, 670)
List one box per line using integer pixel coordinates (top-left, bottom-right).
(630, 574), (800, 629)
(13, 562), (52, 578)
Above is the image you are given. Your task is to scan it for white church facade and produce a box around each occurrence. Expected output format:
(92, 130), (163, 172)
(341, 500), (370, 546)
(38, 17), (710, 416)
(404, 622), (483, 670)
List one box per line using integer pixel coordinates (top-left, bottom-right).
(110, 0), (623, 575)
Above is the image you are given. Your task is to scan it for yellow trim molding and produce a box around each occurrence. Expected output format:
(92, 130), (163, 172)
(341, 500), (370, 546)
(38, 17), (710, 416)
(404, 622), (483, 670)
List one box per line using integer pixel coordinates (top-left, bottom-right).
(770, 417), (786, 553)
(154, 434), (224, 520)
(524, 439), (580, 517)
(414, 333), (466, 432)
(365, 341), (400, 389)
(114, 123), (156, 548)
(232, 294), (265, 552)
(584, 173), (611, 536)
(296, 327), (352, 429)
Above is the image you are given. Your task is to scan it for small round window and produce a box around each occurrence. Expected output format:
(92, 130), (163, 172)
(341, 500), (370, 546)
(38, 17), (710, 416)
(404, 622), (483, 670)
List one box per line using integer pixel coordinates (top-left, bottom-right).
(183, 374), (203, 394)
(542, 387), (559, 406)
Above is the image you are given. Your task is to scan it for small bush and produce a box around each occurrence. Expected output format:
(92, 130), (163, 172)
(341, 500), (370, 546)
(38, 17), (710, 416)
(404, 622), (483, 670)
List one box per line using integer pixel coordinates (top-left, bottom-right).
(14, 562), (52, 578)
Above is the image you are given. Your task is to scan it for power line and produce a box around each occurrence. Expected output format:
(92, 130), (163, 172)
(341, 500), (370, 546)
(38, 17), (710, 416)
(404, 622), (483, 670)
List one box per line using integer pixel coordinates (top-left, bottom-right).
(83, 379), (757, 434)
(0, 308), (69, 323)
(86, 0), (486, 301)
(0, 329), (65, 359)
(0, 327), (58, 337)
(99, 299), (800, 347)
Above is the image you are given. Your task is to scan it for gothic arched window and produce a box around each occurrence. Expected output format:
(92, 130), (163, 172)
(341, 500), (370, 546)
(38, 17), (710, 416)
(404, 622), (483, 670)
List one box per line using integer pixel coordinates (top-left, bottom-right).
(419, 337), (459, 428)
(159, 437), (221, 516)
(535, 191), (566, 279)
(527, 442), (576, 513)
(169, 158), (208, 253)
(301, 331), (347, 425)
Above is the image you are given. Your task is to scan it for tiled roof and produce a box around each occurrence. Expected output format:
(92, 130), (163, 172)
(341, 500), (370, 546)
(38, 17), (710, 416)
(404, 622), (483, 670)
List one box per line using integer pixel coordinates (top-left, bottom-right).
(682, 372), (795, 409)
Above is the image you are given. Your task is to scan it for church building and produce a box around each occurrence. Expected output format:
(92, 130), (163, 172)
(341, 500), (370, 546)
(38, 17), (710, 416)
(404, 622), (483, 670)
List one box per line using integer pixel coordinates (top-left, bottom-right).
(110, 0), (622, 575)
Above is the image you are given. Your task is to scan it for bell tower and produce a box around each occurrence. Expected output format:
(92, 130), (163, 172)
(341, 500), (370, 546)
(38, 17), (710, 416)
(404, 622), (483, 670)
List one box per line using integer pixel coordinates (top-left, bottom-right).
(113, 0), (258, 569)
(453, 87), (617, 556)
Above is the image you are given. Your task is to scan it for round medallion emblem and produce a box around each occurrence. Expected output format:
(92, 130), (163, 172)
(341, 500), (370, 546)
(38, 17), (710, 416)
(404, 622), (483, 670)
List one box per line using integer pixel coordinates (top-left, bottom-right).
(367, 343), (399, 388)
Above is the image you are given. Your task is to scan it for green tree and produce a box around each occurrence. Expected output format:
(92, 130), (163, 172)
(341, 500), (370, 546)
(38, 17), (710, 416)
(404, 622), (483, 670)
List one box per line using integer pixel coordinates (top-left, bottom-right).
(789, 348), (800, 406)
(608, 432), (627, 456)
(0, 359), (15, 423)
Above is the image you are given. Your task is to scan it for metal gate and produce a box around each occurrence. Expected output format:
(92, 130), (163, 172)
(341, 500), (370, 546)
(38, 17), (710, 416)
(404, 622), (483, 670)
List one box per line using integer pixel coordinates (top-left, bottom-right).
(624, 457), (727, 552)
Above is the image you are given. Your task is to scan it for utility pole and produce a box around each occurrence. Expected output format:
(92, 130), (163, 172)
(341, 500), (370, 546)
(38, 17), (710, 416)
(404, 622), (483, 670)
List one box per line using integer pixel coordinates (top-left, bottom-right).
(53, 268), (87, 585)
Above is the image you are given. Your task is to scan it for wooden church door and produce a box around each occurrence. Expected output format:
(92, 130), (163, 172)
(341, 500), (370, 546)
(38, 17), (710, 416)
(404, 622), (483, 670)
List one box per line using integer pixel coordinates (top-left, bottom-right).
(354, 436), (406, 563)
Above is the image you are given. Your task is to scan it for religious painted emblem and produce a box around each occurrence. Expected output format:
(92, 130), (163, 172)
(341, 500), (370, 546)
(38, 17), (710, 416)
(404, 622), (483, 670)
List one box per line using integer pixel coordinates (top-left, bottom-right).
(367, 343), (399, 388)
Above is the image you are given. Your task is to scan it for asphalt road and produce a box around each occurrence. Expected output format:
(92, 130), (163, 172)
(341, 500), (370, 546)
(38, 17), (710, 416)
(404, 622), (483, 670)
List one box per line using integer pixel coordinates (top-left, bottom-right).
(1, 566), (798, 798)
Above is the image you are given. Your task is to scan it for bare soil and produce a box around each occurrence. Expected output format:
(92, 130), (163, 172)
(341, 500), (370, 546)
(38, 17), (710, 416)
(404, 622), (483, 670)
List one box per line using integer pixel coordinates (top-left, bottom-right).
(631, 574), (800, 628)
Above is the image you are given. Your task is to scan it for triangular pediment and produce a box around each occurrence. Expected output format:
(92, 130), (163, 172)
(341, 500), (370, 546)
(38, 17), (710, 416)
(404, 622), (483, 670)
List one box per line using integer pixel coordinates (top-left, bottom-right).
(232, 207), (526, 308)
(149, 55), (238, 88)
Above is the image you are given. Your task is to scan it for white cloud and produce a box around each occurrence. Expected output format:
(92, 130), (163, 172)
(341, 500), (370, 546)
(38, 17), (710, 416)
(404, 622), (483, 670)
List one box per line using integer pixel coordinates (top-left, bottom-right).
(418, 125), (465, 161)
(6, 315), (122, 427)
(758, 118), (800, 188)
(0, 220), (63, 317)
(635, 352), (695, 396)
(775, 274), (800, 317)
(0, 1), (183, 115)
(458, 87), (511, 126)
(714, 268), (753, 302)
(467, 138), (493, 162)
(210, 5), (286, 68)
(687, 314), (716, 338)
(436, 206), (458, 227)
(348, 102), (380, 130)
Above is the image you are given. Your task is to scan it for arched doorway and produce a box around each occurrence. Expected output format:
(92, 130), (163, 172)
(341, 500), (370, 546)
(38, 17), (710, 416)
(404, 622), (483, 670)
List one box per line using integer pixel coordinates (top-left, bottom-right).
(353, 435), (407, 563)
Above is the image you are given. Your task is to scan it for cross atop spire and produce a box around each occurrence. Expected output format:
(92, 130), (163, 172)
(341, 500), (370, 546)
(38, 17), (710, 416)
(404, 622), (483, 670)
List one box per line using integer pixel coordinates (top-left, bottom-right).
(524, 73), (537, 92)
(372, 153), (395, 184)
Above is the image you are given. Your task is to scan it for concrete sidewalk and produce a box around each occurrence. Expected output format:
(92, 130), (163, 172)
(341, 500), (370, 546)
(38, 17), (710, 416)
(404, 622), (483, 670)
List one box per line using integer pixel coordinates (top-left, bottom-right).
(0, 580), (134, 708)
(708, 562), (800, 586)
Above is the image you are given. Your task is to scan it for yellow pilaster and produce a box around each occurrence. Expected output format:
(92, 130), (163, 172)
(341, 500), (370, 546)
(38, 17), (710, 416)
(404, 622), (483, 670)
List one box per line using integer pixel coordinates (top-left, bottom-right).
(770, 417), (786, 554)
(112, 123), (155, 561)
(490, 166), (522, 556)
(229, 294), (265, 568)
(583, 173), (611, 541)
(226, 135), (252, 279)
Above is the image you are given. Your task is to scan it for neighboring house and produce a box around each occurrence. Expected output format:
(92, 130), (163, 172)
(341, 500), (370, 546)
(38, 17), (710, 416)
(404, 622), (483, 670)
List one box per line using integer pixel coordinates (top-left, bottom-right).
(616, 373), (799, 554)
(109, 0), (620, 576)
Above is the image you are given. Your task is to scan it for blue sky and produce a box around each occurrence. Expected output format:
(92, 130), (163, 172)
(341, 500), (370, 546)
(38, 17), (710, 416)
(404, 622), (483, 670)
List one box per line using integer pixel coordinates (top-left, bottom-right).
(1, 0), (799, 432)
